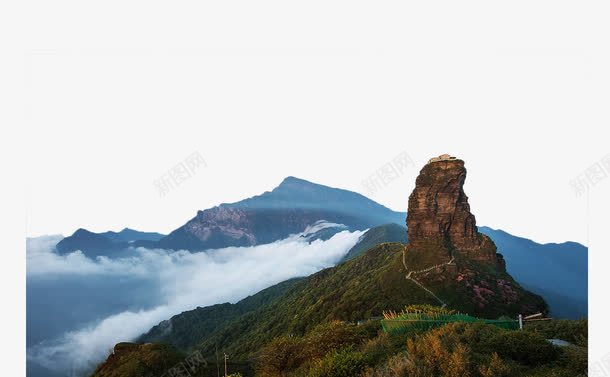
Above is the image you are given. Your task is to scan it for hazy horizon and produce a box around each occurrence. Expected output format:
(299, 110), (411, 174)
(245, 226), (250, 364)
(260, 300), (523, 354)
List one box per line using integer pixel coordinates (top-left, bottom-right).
(23, 3), (608, 246)
(27, 170), (593, 247)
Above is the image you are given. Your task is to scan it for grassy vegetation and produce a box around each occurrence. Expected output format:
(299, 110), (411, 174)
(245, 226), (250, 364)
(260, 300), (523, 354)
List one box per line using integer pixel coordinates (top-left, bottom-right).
(93, 317), (587, 377)
(139, 278), (302, 349)
(96, 233), (567, 377)
(252, 318), (587, 377)
(138, 241), (545, 364)
(525, 319), (588, 347)
(90, 343), (185, 377)
(341, 224), (407, 262)
(404, 238), (547, 318)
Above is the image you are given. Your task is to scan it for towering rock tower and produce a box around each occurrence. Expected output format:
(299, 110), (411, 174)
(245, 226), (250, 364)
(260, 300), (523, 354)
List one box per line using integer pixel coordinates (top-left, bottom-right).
(398, 154), (549, 314)
(406, 154), (503, 270)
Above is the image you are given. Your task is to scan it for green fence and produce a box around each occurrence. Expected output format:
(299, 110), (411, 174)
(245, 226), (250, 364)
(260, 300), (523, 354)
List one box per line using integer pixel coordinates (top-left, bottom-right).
(381, 313), (519, 334)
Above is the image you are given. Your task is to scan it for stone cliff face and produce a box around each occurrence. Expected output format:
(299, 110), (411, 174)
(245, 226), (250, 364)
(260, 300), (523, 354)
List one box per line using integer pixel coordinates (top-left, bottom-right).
(156, 206), (373, 251)
(406, 155), (503, 270)
(187, 206), (258, 245)
(399, 155), (547, 313)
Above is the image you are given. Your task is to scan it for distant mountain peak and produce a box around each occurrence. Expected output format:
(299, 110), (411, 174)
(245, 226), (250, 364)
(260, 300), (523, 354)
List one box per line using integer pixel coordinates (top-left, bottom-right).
(274, 176), (327, 191)
(56, 227), (165, 256)
(157, 176), (406, 251)
(72, 228), (96, 236)
(279, 175), (307, 184)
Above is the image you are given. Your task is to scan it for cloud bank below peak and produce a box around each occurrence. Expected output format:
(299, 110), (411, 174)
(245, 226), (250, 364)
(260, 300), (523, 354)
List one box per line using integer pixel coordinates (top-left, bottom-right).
(27, 222), (364, 375)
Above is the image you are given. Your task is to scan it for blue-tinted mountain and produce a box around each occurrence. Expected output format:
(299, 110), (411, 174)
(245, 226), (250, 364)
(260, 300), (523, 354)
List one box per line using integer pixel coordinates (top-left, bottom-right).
(225, 176), (404, 224)
(101, 228), (164, 242)
(55, 228), (124, 257)
(150, 177), (406, 251)
(55, 228), (165, 258)
(479, 226), (587, 319)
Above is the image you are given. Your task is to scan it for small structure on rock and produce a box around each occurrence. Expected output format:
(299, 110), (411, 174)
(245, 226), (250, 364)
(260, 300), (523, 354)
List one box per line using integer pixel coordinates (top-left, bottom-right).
(428, 154), (457, 163)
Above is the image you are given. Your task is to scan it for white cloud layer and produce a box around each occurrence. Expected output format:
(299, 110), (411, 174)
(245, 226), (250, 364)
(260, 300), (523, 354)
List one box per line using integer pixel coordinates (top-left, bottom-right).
(27, 223), (364, 374)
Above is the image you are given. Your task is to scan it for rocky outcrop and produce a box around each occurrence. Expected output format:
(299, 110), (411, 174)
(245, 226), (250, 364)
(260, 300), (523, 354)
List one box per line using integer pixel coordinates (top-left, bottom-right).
(406, 155), (503, 270)
(186, 207), (258, 245)
(400, 155), (548, 313)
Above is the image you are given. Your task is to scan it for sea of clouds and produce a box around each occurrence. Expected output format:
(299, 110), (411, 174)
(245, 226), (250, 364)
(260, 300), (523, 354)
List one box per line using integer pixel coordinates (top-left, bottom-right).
(26, 222), (364, 376)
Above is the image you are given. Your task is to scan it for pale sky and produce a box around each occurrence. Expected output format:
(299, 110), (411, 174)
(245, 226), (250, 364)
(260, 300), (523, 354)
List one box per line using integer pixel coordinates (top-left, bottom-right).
(20, 1), (610, 245)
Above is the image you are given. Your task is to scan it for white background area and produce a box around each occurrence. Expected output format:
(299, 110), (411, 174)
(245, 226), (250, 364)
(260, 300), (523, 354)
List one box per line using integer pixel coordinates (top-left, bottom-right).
(2, 0), (609, 375)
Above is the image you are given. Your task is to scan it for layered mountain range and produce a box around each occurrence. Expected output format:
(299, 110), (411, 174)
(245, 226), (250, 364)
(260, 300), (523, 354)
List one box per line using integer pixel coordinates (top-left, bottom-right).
(55, 228), (164, 258)
(56, 177), (404, 255)
(91, 154), (584, 376)
(54, 167), (587, 319)
(156, 176), (405, 250)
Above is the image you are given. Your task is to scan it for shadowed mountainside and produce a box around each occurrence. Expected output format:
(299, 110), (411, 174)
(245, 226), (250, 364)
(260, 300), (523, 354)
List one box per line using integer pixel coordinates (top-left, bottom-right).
(151, 176), (405, 251)
(479, 226), (587, 319)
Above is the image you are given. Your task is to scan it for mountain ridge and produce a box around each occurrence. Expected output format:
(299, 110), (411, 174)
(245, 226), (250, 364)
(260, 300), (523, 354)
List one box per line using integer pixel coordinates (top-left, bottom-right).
(139, 176), (406, 251)
(55, 228), (165, 258)
(135, 156), (548, 361)
(137, 239), (546, 361)
(55, 176), (586, 318)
